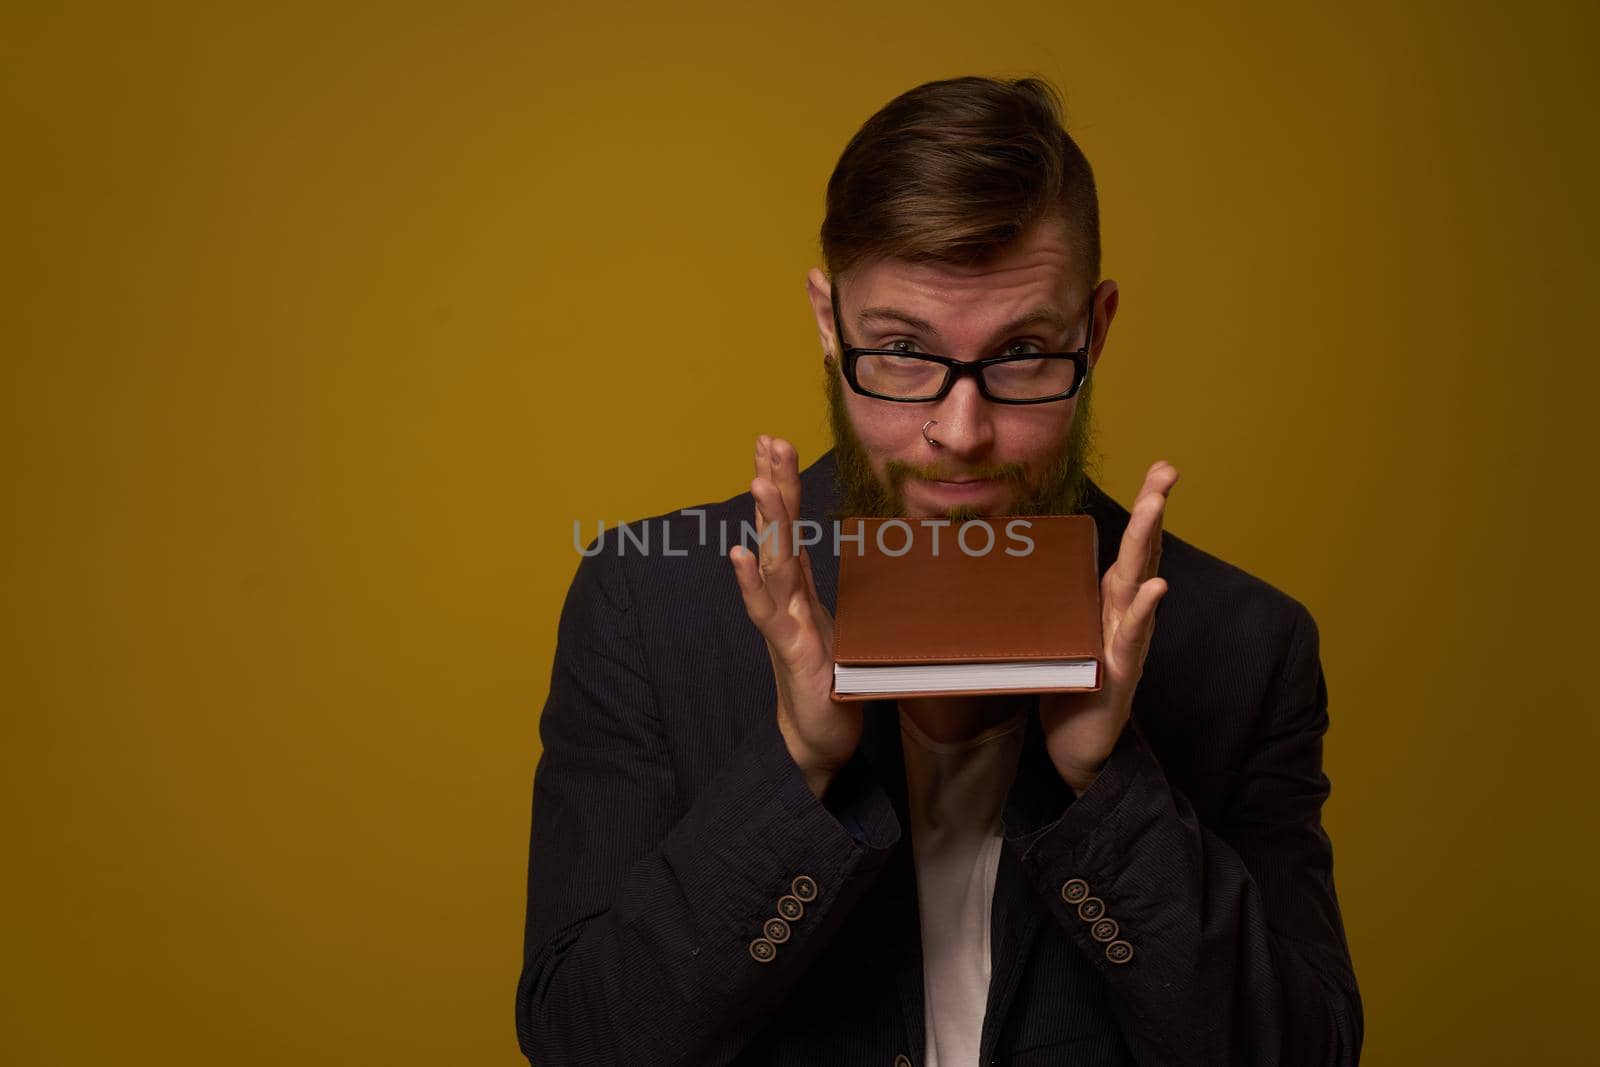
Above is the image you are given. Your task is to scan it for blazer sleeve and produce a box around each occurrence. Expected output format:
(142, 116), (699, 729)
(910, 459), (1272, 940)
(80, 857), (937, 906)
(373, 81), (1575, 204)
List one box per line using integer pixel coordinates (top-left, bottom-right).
(1004, 605), (1363, 1066)
(515, 546), (901, 1066)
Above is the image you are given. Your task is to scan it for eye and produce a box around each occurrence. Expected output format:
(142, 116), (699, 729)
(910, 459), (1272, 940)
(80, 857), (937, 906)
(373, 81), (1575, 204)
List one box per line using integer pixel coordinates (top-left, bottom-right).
(1002, 340), (1045, 356)
(886, 339), (922, 354)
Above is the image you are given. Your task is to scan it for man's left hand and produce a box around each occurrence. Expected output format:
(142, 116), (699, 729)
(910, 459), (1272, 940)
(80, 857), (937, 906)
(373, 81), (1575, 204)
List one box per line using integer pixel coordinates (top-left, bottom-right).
(1041, 460), (1179, 793)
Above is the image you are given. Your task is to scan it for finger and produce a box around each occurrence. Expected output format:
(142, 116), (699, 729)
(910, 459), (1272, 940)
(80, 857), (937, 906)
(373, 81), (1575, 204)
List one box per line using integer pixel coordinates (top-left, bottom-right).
(1110, 462), (1178, 603)
(751, 474), (800, 604)
(768, 437), (804, 527)
(1137, 461), (1178, 578)
(1110, 577), (1167, 672)
(797, 545), (820, 600)
(729, 545), (776, 628)
(797, 547), (833, 633)
(753, 436), (770, 531)
(1107, 500), (1161, 609)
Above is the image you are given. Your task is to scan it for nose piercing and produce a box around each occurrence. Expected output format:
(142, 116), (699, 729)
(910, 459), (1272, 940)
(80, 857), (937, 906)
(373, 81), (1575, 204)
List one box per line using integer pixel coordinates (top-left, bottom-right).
(922, 419), (941, 447)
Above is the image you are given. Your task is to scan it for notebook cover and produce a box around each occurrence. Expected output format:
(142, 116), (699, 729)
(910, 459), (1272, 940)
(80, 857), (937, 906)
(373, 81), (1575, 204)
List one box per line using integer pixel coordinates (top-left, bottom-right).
(831, 514), (1103, 701)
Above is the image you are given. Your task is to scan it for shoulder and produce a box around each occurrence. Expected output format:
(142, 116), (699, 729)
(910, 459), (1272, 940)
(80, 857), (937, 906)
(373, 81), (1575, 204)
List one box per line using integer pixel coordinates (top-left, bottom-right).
(1164, 530), (1312, 641)
(1082, 481), (1324, 809)
(561, 482), (762, 642)
(569, 451), (840, 608)
(561, 484), (776, 763)
(1083, 477), (1313, 651)
(575, 484), (756, 571)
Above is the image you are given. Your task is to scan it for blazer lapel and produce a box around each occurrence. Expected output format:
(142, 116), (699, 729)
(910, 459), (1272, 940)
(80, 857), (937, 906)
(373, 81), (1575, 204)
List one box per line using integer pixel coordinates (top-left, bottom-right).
(981, 491), (1122, 1055)
(981, 709), (1072, 1060)
(850, 699), (927, 1065)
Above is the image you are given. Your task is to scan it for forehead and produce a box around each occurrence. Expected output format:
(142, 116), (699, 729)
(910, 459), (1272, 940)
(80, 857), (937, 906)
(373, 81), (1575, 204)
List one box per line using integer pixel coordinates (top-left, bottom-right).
(841, 217), (1081, 326)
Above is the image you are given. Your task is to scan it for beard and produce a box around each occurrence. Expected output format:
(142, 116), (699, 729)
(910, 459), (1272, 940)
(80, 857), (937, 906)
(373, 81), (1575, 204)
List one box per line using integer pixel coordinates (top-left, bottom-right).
(825, 361), (1098, 522)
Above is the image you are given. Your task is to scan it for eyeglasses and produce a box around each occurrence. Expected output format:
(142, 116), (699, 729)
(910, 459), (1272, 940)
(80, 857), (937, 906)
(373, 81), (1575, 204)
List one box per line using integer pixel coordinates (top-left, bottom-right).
(831, 289), (1093, 404)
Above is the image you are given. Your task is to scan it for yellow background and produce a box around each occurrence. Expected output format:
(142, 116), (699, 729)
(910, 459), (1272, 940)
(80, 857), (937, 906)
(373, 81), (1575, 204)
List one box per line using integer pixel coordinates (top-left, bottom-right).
(4, 1), (1595, 1062)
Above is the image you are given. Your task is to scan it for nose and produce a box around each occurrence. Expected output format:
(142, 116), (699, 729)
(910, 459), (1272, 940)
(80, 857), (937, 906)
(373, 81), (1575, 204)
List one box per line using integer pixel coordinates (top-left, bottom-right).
(927, 376), (994, 460)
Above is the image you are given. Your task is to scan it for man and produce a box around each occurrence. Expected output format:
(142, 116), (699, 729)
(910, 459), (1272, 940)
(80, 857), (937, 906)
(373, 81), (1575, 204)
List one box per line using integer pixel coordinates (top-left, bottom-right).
(517, 76), (1361, 1065)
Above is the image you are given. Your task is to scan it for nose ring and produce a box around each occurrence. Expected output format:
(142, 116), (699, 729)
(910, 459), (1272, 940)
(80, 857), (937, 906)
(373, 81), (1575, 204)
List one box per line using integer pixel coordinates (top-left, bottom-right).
(921, 419), (941, 447)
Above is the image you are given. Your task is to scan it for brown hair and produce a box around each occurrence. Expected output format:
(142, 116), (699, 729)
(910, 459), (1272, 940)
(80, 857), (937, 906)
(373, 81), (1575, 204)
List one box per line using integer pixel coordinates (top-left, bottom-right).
(820, 76), (1100, 287)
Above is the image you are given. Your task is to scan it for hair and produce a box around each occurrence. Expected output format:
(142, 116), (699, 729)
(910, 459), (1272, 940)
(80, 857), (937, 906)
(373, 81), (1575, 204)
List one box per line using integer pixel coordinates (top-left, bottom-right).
(820, 76), (1100, 288)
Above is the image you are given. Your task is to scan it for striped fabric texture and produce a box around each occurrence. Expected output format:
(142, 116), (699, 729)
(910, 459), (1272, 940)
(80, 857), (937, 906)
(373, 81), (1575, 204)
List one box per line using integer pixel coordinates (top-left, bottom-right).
(517, 452), (1361, 1066)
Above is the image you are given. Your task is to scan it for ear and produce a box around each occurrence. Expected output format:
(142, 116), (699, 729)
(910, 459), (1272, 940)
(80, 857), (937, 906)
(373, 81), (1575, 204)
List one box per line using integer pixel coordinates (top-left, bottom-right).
(1088, 279), (1120, 372)
(805, 267), (837, 365)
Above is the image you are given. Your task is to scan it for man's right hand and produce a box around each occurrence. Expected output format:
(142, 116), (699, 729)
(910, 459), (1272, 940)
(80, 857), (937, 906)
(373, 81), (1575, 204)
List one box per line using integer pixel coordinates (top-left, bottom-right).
(729, 435), (862, 799)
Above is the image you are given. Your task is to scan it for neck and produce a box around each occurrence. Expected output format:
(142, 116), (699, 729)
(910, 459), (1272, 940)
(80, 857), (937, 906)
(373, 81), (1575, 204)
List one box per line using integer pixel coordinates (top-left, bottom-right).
(900, 694), (1026, 745)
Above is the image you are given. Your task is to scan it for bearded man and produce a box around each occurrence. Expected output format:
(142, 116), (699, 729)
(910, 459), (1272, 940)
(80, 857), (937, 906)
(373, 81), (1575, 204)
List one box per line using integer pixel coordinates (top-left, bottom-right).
(516, 76), (1361, 1066)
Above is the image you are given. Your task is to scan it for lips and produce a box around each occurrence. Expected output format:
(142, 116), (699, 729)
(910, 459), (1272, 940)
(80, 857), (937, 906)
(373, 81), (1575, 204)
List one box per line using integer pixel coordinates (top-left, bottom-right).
(919, 478), (997, 497)
(903, 476), (1006, 517)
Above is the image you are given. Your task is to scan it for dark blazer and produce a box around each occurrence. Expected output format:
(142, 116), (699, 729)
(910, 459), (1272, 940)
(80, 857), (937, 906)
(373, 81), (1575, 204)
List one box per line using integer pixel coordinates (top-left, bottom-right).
(516, 452), (1361, 1066)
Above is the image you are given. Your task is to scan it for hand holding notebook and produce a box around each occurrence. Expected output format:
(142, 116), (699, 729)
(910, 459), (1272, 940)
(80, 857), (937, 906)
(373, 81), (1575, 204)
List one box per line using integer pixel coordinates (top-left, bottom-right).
(1039, 460), (1178, 792)
(729, 436), (863, 800)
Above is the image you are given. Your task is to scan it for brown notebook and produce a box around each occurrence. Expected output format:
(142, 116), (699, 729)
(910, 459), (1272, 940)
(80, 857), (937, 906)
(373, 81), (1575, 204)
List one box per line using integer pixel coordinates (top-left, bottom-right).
(831, 515), (1103, 701)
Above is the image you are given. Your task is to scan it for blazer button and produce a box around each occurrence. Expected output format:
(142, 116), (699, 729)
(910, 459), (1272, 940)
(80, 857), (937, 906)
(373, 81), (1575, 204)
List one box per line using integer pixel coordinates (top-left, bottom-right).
(1090, 917), (1120, 943)
(1076, 896), (1106, 922)
(763, 917), (791, 944)
(777, 894), (805, 922)
(792, 874), (819, 902)
(894, 1056), (912, 1067)
(1105, 939), (1134, 965)
(749, 937), (777, 963)
(1061, 878), (1089, 904)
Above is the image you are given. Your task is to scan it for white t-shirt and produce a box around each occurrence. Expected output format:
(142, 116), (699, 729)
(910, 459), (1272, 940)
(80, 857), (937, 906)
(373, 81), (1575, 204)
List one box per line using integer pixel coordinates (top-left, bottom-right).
(898, 706), (1027, 1067)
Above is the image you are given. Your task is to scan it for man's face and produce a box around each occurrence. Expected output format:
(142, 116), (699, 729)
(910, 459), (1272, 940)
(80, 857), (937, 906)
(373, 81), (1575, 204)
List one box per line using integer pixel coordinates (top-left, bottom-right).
(807, 216), (1117, 520)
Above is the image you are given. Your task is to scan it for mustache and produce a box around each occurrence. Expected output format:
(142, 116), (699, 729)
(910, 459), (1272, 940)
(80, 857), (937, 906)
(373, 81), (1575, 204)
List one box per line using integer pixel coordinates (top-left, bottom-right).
(825, 362), (1097, 519)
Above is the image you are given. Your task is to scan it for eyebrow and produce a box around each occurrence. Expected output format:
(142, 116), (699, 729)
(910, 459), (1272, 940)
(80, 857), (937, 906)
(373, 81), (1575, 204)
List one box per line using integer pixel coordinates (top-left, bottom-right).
(856, 306), (1074, 346)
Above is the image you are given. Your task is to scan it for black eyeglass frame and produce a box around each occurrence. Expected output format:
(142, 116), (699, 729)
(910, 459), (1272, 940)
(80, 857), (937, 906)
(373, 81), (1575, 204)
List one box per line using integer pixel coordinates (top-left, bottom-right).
(830, 289), (1094, 405)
